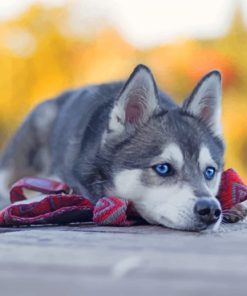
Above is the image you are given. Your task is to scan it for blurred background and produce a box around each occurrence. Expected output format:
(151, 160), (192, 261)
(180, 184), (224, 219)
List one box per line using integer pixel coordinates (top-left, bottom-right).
(0, 0), (246, 180)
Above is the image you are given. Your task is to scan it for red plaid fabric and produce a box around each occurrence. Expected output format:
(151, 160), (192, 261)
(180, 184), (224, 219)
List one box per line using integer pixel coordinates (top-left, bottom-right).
(0, 168), (246, 227)
(217, 169), (247, 209)
(0, 194), (93, 226)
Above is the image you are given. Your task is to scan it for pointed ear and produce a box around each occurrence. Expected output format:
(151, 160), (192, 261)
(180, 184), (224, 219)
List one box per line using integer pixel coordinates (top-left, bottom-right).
(182, 70), (223, 138)
(108, 64), (160, 134)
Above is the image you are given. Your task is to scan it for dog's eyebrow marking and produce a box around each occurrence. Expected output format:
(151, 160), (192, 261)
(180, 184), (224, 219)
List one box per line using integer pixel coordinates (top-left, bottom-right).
(154, 143), (184, 169)
(199, 145), (217, 170)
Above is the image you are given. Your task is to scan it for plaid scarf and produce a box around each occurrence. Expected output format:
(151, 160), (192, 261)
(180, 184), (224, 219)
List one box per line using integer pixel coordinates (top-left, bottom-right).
(0, 168), (246, 227)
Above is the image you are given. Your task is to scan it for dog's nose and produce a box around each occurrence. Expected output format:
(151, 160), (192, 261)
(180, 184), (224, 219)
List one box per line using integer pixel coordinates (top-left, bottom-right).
(194, 198), (221, 225)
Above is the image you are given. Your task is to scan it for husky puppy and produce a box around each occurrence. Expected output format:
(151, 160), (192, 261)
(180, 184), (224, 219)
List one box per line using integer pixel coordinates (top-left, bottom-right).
(0, 64), (225, 231)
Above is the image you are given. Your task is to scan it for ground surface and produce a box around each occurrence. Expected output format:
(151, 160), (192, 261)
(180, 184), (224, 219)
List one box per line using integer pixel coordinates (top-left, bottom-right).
(0, 223), (247, 296)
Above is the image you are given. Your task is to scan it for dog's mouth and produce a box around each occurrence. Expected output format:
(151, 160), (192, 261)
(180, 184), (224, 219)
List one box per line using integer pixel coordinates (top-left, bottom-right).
(129, 196), (223, 232)
(158, 213), (222, 232)
(134, 206), (223, 231)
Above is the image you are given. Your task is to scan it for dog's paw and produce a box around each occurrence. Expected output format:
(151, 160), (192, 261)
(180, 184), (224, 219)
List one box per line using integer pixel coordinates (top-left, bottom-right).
(223, 203), (247, 223)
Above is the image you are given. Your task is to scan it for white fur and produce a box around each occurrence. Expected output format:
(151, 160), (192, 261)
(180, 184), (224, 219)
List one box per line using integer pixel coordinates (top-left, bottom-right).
(212, 173), (222, 197)
(199, 145), (222, 196)
(112, 169), (143, 200)
(198, 146), (217, 171)
(113, 168), (221, 231)
(134, 184), (197, 229)
(153, 143), (184, 169)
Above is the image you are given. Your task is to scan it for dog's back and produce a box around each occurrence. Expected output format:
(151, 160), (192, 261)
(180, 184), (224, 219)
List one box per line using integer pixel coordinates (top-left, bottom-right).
(0, 79), (175, 204)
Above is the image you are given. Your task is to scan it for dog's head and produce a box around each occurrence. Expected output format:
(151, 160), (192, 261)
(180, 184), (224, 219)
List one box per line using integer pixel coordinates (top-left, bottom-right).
(101, 64), (224, 231)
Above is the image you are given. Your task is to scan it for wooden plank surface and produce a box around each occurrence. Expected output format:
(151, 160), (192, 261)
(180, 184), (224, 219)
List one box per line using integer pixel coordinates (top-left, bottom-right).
(0, 223), (247, 296)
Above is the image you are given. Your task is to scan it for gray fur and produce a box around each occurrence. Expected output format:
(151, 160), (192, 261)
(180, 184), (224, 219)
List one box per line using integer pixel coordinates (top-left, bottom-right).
(0, 64), (225, 231)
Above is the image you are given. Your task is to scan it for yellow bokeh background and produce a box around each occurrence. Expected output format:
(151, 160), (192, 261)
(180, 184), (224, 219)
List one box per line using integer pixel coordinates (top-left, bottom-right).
(0, 4), (246, 181)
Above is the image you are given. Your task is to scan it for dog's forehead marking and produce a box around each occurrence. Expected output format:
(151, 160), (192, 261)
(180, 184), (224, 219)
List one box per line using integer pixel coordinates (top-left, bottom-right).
(155, 143), (184, 169)
(198, 145), (217, 169)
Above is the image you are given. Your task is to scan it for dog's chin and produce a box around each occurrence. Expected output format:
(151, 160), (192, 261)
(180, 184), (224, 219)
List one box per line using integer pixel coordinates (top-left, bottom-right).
(159, 216), (207, 232)
(140, 213), (222, 233)
(166, 214), (223, 232)
(198, 214), (223, 233)
(160, 218), (221, 232)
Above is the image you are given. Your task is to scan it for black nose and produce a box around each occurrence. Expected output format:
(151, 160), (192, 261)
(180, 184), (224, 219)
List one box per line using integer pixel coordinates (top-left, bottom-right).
(194, 198), (221, 225)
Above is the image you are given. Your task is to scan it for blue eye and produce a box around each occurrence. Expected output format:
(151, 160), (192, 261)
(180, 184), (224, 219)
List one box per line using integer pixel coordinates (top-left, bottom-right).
(204, 167), (216, 180)
(153, 163), (173, 177)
